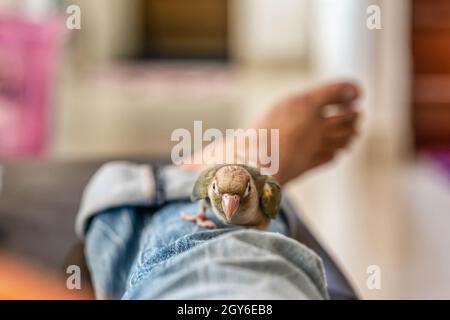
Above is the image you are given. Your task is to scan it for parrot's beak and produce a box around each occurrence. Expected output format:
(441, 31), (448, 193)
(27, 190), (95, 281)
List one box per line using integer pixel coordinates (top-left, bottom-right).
(222, 193), (240, 221)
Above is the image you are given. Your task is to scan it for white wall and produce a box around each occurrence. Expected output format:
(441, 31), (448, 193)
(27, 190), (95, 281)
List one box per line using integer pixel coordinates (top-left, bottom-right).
(290, 0), (412, 299)
(70, 0), (142, 65)
(230, 0), (310, 65)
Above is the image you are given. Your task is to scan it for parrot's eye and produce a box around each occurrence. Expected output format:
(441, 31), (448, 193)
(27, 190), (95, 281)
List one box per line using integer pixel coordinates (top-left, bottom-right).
(212, 181), (220, 195)
(244, 182), (251, 198)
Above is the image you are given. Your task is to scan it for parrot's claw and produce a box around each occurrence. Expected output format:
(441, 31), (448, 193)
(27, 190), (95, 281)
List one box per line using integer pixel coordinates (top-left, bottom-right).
(179, 211), (199, 222)
(196, 219), (217, 229)
(179, 211), (217, 229)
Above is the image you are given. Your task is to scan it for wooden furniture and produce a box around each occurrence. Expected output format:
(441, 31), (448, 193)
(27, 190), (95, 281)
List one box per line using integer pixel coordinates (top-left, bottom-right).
(412, 0), (450, 149)
(141, 0), (228, 60)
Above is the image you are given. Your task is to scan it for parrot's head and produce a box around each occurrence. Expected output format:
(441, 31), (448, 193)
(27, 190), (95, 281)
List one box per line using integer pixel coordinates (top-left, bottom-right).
(208, 165), (258, 224)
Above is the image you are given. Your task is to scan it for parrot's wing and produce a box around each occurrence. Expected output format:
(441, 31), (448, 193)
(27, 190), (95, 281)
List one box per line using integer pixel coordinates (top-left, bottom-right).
(260, 175), (282, 219)
(191, 165), (225, 201)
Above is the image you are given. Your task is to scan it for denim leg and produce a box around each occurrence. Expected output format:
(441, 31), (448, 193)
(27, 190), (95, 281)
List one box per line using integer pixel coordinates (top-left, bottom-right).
(121, 202), (326, 299)
(84, 207), (146, 299)
(79, 163), (329, 300)
(126, 201), (289, 298)
(84, 201), (289, 299)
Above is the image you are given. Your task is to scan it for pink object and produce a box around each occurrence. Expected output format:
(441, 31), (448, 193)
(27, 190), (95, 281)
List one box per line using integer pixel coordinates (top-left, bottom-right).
(0, 14), (64, 156)
(429, 148), (450, 183)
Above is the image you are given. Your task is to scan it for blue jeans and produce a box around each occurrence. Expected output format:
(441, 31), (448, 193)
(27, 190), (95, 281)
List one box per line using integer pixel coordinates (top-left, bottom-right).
(77, 163), (328, 299)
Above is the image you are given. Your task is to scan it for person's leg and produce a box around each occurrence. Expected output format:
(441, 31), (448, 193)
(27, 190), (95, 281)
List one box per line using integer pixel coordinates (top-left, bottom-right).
(181, 81), (361, 185)
(84, 201), (290, 299)
(82, 81), (361, 299)
(124, 201), (290, 296)
(84, 207), (145, 299)
(124, 228), (328, 300)
(256, 81), (360, 184)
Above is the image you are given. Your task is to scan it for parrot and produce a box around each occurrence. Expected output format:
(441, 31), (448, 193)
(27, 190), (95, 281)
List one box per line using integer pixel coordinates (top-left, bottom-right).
(180, 164), (282, 229)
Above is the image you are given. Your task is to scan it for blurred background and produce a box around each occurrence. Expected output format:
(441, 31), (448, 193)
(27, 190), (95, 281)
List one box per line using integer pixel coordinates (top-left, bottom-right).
(0, 0), (449, 299)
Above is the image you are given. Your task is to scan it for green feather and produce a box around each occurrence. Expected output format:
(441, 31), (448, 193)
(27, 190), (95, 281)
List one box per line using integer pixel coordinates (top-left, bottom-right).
(260, 175), (281, 219)
(191, 164), (225, 201)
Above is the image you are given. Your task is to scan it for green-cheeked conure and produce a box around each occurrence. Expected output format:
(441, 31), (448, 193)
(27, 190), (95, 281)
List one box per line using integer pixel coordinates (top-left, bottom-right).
(180, 164), (282, 229)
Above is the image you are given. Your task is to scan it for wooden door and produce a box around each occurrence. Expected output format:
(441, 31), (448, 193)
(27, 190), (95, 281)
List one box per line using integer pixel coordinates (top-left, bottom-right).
(412, 0), (450, 149)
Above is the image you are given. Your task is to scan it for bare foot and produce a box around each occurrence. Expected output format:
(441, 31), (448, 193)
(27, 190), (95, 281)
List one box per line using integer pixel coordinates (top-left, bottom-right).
(180, 81), (361, 185)
(254, 81), (361, 184)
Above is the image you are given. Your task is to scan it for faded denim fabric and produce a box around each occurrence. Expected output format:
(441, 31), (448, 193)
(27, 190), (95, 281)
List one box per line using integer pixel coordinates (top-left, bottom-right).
(79, 163), (328, 300)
